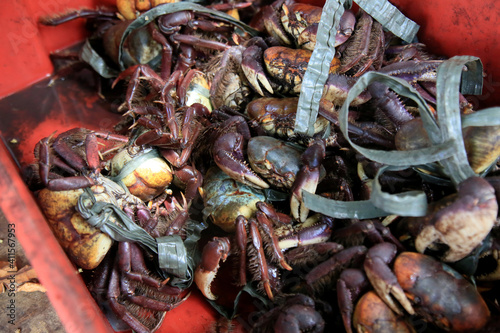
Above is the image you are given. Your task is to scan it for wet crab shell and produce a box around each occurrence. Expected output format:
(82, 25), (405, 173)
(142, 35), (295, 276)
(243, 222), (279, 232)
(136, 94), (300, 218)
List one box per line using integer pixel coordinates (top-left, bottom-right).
(394, 252), (490, 332)
(353, 291), (416, 333)
(38, 187), (113, 270)
(246, 97), (330, 141)
(110, 148), (173, 202)
(247, 136), (303, 189)
(264, 46), (340, 94)
(202, 166), (266, 232)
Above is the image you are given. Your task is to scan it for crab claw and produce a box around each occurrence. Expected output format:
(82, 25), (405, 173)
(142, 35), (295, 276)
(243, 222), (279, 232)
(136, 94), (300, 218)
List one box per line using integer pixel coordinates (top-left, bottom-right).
(214, 132), (269, 189)
(279, 215), (334, 249)
(414, 176), (498, 262)
(291, 140), (325, 222)
(241, 45), (274, 96)
(364, 243), (415, 316)
(194, 237), (230, 300)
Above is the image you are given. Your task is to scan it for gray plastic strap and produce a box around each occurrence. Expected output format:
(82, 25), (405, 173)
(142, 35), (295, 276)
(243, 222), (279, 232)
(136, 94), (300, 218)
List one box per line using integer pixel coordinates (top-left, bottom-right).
(108, 149), (161, 182)
(356, 0), (419, 43)
(77, 188), (158, 253)
(295, 0), (346, 136)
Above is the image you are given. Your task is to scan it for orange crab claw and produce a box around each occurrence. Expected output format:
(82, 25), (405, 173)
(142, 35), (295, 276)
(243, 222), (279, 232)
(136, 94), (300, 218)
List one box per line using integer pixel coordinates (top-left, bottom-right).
(194, 237), (230, 300)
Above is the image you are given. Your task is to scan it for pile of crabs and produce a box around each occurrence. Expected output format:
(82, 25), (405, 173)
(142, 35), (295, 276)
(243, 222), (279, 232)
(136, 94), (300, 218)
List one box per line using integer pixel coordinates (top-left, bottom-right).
(24, 0), (500, 332)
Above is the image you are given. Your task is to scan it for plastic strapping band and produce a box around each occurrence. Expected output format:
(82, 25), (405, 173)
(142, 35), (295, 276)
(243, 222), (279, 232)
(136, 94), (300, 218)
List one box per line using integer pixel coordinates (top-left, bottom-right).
(80, 39), (119, 79)
(295, 0), (346, 136)
(108, 149), (161, 183)
(355, 0), (420, 43)
(157, 235), (187, 279)
(77, 188), (159, 253)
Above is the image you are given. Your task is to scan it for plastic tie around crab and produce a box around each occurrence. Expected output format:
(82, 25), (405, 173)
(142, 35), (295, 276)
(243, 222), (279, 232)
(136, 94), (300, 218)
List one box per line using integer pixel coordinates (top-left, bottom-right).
(77, 188), (207, 285)
(108, 148), (161, 183)
(80, 39), (119, 79)
(118, 2), (260, 71)
(303, 57), (492, 219)
(77, 187), (159, 253)
(295, 0), (346, 137)
(434, 56), (483, 185)
(157, 219), (207, 288)
(157, 235), (187, 278)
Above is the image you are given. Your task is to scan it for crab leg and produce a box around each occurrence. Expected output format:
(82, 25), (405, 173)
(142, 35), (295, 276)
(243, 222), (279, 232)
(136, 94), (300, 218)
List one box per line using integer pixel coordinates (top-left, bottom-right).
(279, 215), (334, 249)
(235, 216), (248, 286)
(84, 132), (100, 172)
(290, 140), (325, 222)
(52, 129), (89, 171)
(249, 218), (274, 300)
(173, 165), (203, 204)
(39, 130), (99, 191)
(107, 264), (160, 333)
(305, 245), (367, 292)
(150, 25), (173, 80)
(118, 242), (164, 289)
(256, 201), (293, 225)
(255, 211), (292, 271)
(39, 8), (116, 25)
(242, 44), (274, 96)
(337, 268), (371, 333)
(112, 64), (164, 109)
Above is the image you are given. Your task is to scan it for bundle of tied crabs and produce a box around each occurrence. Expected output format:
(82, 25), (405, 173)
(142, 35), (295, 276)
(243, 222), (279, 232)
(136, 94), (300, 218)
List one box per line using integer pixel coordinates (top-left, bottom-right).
(24, 0), (500, 332)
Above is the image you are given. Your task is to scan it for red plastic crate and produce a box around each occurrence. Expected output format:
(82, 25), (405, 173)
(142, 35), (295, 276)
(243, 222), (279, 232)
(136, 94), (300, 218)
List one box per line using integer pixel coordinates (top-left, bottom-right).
(0, 1), (499, 332)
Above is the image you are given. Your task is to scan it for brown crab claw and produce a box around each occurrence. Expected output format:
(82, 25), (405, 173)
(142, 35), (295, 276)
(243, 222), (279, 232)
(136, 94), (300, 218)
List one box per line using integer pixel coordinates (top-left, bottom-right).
(415, 176), (498, 262)
(214, 132), (269, 189)
(363, 243), (415, 316)
(291, 140), (325, 222)
(241, 45), (274, 96)
(194, 237), (230, 300)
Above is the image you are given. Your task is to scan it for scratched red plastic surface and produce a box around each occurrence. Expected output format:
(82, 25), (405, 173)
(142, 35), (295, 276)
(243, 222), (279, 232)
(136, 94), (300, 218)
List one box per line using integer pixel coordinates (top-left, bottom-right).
(0, 1), (499, 332)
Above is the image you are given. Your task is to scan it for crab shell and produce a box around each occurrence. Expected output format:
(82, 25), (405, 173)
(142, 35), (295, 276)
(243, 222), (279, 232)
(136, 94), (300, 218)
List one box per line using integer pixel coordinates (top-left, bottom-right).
(38, 187), (113, 270)
(395, 252), (490, 332)
(110, 148), (173, 202)
(353, 291), (416, 333)
(202, 167), (266, 232)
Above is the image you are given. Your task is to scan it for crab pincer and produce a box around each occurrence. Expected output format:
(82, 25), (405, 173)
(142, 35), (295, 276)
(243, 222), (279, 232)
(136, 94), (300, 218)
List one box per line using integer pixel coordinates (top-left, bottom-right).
(290, 140), (325, 222)
(194, 237), (230, 300)
(214, 132), (269, 189)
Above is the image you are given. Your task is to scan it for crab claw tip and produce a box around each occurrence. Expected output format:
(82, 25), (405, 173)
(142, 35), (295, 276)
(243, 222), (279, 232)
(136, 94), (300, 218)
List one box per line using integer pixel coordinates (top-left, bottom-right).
(194, 268), (218, 300)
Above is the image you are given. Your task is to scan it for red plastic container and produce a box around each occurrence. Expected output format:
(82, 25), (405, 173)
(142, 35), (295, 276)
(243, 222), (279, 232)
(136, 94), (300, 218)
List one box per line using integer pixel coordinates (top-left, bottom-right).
(0, 1), (499, 332)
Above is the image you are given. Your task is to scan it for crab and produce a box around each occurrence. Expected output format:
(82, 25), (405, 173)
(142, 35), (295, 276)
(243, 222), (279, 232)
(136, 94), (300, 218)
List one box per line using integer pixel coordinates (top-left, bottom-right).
(250, 294), (325, 333)
(195, 212), (335, 301)
(337, 242), (491, 333)
(86, 189), (192, 332)
(39, 7), (165, 87)
(203, 0), (356, 110)
(208, 115), (325, 222)
(256, 0), (355, 51)
(195, 166), (335, 300)
(401, 176), (498, 263)
(239, 1), (389, 99)
(246, 96), (396, 148)
(26, 127), (196, 333)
